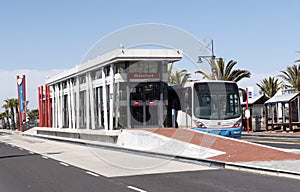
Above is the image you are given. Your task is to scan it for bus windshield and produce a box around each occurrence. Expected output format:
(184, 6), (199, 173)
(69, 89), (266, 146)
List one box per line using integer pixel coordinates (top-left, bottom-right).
(194, 82), (241, 120)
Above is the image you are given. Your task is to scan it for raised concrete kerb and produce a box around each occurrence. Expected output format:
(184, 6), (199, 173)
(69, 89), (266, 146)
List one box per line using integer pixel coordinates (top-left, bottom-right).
(116, 129), (225, 159)
(242, 134), (300, 139)
(23, 127), (121, 143)
(226, 162), (300, 180)
(25, 127), (121, 136)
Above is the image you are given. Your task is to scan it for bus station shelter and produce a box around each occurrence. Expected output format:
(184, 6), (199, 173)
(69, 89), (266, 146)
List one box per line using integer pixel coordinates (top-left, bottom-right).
(264, 93), (300, 132)
(241, 94), (269, 132)
(38, 48), (182, 132)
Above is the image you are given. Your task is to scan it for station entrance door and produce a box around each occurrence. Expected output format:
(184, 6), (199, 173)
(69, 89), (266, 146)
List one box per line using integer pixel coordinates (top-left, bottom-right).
(129, 82), (167, 128)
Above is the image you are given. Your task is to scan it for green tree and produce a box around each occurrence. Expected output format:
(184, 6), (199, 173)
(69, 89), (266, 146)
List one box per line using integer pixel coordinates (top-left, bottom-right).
(3, 98), (19, 129)
(27, 109), (39, 121)
(256, 77), (281, 98)
(168, 63), (191, 85)
(13, 98), (20, 129)
(279, 64), (300, 92)
(195, 58), (251, 82)
(1, 108), (10, 129)
(0, 112), (6, 128)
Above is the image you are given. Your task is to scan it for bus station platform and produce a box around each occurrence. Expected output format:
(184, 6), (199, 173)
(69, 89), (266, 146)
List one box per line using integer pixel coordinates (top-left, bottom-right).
(132, 128), (300, 162)
(118, 128), (300, 178)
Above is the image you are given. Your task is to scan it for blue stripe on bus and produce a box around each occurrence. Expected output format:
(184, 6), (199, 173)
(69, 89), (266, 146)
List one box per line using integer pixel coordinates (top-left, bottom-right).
(193, 127), (242, 138)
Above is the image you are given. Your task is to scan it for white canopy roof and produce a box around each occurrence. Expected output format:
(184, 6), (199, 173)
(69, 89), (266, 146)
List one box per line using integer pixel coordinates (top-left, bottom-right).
(46, 48), (183, 85)
(265, 93), (298, 104)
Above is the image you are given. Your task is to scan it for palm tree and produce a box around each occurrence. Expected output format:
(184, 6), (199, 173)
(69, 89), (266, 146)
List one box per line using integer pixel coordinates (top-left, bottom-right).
(195, 58), (251, 82)
(279, 64), (300, 92)
(27, 109), (39, 121)
(4, 98), (18, 129)
(0, 112), (6, 128)
(1, 108), (10, 129)
(168, 63), (191, 85)
(256, 77), (281, 98)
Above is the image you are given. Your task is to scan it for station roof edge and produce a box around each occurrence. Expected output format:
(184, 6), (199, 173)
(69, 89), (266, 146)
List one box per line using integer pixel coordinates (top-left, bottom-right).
(46, 48), (183, 85)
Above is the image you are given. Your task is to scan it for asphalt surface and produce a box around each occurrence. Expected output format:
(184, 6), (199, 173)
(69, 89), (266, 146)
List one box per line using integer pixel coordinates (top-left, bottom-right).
(0, 142), (132, 192)
(254, 141), (300, 149)
(1, 140), (300, 192)
(241, 136), (300, 149)
(114, 169), (300, 192)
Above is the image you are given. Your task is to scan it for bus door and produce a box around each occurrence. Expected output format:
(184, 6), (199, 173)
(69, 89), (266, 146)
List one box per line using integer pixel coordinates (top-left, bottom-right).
(130, 82), (162, 127)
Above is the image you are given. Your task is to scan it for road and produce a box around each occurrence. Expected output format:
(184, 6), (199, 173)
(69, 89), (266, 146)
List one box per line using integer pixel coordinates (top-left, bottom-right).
(1, 138), (300, 192)
(0, 142), (133, 192)
(242, 136), (300, 149)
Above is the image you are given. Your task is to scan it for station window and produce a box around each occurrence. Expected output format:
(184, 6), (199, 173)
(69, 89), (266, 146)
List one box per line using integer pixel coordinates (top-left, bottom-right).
(119, 83), (127, 101)
(161, 62), (168, 73)
(91, 70), (102, 80)
(115, 62), (126, 74)
(128, 61), (159, 73)
(79, 75), (86, 84)
(62, 81), (67, 89)
(104, 66), (110, 76)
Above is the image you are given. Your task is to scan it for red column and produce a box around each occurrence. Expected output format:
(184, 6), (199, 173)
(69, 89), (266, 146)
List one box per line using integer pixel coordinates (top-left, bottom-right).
(45, 85), (48, 127)
(246, 88), (250, 133)
(38, 86), (42, 127)
(23, 75), (26, 121)
(47, 85), (52, 127)
(17, 75), (22, 132)
(41, 86), (44, 127)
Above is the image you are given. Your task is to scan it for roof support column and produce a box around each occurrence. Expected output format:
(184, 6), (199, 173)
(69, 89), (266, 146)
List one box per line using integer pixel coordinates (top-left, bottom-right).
(88, 73), (95, 129)
(102, 69), (108, 131)
(76, 77), (80, 129)
(59, 83), (63, 128)
(109, 64), (114, 130)
(67, 80), (72, 129)
(85, 74), (90, 129)
(70, 79), (75, 129)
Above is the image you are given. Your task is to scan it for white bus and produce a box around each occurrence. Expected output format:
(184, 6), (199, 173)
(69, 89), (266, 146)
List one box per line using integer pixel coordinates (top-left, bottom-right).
(168, 80), (242, 138)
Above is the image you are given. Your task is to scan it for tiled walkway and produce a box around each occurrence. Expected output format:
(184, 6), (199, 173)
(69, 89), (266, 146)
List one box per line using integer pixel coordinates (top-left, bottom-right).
(142, 128), (300, 162)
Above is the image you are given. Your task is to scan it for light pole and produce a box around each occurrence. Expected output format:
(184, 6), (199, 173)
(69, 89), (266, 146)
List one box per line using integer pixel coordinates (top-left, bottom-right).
(197, 40), (219, 80)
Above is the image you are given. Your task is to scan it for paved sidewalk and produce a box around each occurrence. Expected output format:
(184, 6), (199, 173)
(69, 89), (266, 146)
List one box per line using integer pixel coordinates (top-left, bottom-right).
(0, 130), (212, 177)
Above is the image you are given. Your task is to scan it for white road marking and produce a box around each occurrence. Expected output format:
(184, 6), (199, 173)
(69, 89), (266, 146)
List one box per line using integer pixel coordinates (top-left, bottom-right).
(29, 151), (35, 154)
(59, 162), (70, 167)
(127, 186), (147, 192)
(42, 156), (49, 159)
(19, 147), (23, 151)
(86, 171), (99, 177)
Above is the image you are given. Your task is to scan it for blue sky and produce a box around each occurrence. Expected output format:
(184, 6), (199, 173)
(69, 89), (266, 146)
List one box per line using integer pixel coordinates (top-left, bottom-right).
(0, 0), (300, 109)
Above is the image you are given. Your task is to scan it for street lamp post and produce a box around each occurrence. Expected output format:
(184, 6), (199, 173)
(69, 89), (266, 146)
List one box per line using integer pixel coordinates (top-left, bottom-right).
(197, 40), (219, 79)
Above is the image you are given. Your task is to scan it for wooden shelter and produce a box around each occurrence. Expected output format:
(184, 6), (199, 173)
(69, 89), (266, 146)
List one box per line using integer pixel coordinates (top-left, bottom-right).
(265, 93), (300, 132)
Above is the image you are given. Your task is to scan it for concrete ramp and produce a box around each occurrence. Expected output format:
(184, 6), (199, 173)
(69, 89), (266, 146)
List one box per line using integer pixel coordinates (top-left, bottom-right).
(117, 129), (225, 159)
(134, 128), (300, 163)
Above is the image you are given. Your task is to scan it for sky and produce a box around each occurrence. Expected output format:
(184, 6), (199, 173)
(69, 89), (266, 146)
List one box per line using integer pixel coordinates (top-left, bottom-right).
(0, 0), (299, 110)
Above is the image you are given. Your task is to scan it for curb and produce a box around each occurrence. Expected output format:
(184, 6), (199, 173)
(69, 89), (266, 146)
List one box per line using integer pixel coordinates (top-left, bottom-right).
(225, 163), (300, 180)
(19, 132), (300, 180)
(242, 133), (300, 139)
